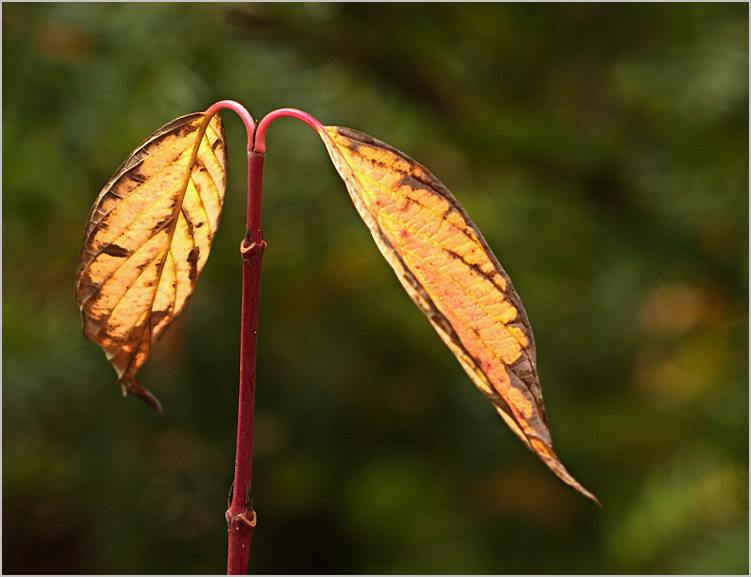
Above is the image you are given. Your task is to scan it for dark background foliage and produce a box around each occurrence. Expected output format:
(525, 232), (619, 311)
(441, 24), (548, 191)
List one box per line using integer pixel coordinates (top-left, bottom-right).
(3, 3), (748, 574)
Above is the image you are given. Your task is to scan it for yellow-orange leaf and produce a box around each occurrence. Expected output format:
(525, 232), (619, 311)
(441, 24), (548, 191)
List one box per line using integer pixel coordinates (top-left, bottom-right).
(75, 112), (227, 411)
(319, 126), (599, 504)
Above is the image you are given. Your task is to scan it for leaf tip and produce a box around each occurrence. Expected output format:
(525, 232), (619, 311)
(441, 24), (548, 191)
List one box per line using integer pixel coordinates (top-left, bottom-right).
(558, 467), (601, 506)
(578, 485), (602, 507)
(125, 380), (164, 415)
(531, 439), (600, 505)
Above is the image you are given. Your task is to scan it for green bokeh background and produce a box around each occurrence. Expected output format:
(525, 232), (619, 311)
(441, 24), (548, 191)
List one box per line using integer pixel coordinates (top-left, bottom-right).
(3, 3), (748, 574)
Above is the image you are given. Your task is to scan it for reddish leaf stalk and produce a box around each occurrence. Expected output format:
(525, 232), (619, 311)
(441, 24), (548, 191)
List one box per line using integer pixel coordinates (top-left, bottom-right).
(253, 107), (328, 155)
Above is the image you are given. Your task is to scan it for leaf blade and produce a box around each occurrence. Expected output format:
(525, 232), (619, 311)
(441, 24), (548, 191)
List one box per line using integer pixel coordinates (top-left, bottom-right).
(320, 126), (598, 504)
(75, 112), (227, 409)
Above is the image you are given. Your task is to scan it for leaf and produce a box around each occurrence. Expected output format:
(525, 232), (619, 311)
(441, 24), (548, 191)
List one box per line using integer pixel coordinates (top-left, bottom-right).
(75, 112), (227, 412)
(318, 126), (599, 504)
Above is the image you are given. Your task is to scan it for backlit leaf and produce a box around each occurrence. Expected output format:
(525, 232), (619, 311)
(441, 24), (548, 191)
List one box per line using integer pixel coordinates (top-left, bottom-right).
(75, 112), (227, 412)
(319, 126), (599, 504)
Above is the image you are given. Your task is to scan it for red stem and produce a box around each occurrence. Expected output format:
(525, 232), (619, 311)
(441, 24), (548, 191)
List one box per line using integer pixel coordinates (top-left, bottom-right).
(203, 101), (263, 575)
(226, 151), (266, 575)
(202, 104), (328, 574)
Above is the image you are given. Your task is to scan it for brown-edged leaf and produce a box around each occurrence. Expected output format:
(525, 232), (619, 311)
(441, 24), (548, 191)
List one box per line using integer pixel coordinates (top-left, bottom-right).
(75, 112), (227, 412)
(318, 126), (599, 504)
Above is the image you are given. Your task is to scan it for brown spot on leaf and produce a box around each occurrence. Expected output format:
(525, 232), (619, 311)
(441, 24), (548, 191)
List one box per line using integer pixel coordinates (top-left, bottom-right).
(187, 247), (198, 282)
(102, 244), (130, 258)
(129, 171), (148, 184)
(150, 310), (171, 328)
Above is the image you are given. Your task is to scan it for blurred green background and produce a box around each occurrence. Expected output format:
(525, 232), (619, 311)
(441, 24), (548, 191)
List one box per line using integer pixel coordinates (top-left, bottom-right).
(3, 3), (748, 574)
